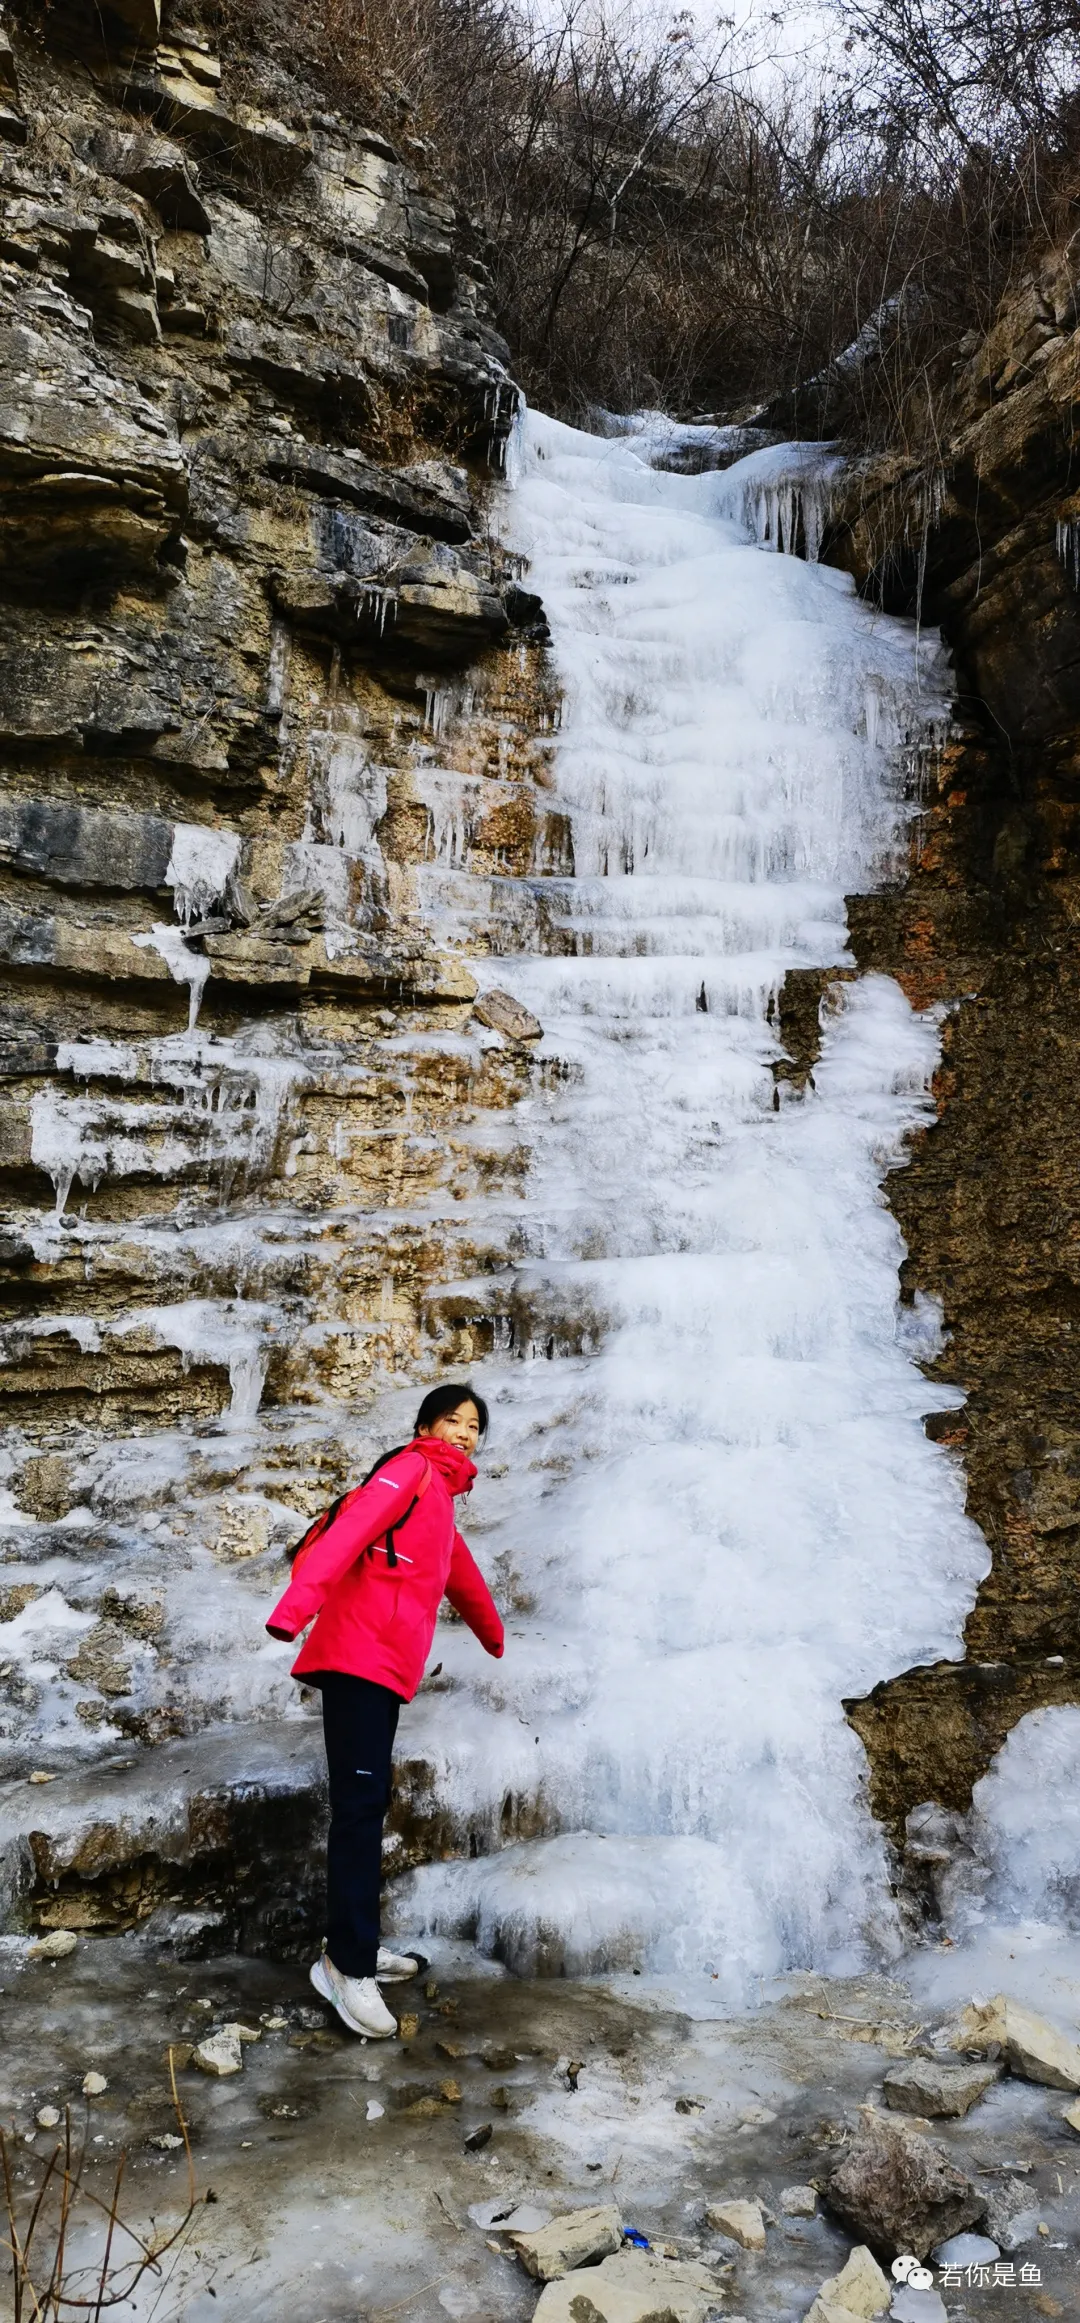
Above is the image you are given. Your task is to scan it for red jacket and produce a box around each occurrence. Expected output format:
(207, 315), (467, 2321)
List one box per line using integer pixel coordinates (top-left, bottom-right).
(265, 1436), (504, 1700)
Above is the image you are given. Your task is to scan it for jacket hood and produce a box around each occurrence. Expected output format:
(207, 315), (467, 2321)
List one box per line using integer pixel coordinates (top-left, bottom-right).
(410, 1435), (477, 1495)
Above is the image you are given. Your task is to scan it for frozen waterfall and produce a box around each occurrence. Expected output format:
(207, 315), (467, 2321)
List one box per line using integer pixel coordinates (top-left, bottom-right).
(392, 411), (990, 2001)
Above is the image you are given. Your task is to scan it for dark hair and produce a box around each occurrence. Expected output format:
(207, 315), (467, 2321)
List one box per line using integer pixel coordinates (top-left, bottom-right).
(414, 1382), (489, 1438)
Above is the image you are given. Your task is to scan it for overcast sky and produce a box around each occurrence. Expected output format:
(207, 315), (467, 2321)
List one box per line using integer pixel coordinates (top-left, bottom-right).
(526, 2), (853, 91)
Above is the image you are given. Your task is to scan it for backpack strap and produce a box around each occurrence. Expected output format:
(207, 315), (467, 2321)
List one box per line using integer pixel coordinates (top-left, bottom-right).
(289, 1484), (365, 1582)
(288, 1451), (431, 1580)
(381, 1456), (431, 1568)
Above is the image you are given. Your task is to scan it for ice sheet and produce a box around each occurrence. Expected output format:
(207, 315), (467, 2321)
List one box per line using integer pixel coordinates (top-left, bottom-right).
(387, 415), (988, 1996)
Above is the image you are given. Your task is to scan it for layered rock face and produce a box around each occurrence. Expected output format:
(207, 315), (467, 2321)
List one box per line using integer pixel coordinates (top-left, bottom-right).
(825, 243), (1080, 1860)
(0, 0), (554, 1944)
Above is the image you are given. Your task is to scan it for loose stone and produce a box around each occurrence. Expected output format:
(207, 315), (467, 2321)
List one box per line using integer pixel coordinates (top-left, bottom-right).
(804, 2242), (891, 2322)
(780, 2184), (819, 2216)
(982, 2178), (1041, 2252)
(530, 2250), (723, 2323)
(28, 1931), (78, 1960)
(883, 2057), (1001, 2117)
(511, 2204), (623, 2280)
(192, 2029), (243, 2077)
(472, 989), (543, 1043)
(954, 1995), (1080, 2091)
(704, 2197), (766, 2249)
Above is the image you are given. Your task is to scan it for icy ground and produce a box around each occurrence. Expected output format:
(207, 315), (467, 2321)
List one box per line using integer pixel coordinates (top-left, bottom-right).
(384, 412), (989, 1992)
(2, 1934), (1079, 2323)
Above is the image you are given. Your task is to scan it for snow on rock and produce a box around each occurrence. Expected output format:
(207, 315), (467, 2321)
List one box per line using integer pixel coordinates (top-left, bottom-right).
(28, 1032), (305, 1215)
(166, 823), (241, 926)
(713, 438), (843, 560)
(386, 413), (988, 2000)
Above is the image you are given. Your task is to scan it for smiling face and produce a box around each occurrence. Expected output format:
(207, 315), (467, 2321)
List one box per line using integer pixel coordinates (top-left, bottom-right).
(419, 1398), (481, 1455)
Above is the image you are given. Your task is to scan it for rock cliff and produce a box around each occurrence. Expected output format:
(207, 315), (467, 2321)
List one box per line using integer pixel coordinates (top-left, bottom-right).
(3, 0), (1077, 1957)
(823, 242), (1080, 1871)
(0, 0), (555, 1945)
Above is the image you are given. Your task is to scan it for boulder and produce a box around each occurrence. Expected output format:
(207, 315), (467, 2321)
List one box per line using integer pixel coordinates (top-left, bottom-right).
(473, 988), (544, 1043)
(511, 2206), (622, 2281)
(955, 1994), (1080, 2091)
(883, 2057), (1001, 2118)
(531, 2249), (724, 2323)
(1064, 2097), (1080, 2133)
(704, 2197), (765, 2250)
(823, 2111), (984, 2260)
(804, 2243), (891, 2323)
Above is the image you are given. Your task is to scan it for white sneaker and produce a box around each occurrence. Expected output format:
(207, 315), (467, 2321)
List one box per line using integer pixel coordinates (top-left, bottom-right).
(310, 1953), (397, 2038)
(376, 1944), (421, 1983)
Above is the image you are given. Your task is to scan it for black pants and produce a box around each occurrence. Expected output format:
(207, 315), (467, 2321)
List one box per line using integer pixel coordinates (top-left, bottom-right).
(316, 1672), (401, 1979)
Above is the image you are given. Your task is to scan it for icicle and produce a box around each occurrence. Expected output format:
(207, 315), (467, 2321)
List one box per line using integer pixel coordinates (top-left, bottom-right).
(716, 444), (842, 562)
(113, 1299), (274, 1422)
(166, 825), (241, 929)
(1057, 517), (1080, 589)
(132, 925), (210, 1031)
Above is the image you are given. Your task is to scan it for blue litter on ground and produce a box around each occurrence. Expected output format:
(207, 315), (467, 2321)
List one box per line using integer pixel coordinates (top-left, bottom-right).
(623, 2228), (651, 2248)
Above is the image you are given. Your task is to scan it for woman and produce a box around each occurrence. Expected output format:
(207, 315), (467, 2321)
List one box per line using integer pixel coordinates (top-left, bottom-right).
(266, 1384), (504, 2037)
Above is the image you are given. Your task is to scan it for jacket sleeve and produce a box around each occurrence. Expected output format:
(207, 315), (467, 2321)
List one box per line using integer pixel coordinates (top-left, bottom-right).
(444, 1530), (504, 1658)
(265, 1452), (427, 1641)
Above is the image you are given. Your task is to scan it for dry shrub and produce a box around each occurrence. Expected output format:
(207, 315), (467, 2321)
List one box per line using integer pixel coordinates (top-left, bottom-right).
(209, 0), (1080, 442)
(1, 2056), (201, 2320)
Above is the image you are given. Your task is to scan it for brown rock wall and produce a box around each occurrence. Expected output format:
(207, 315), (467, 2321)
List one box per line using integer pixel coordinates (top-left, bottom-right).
(825, 240), (1080, 1855)
(0, 0), (561, 1929)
